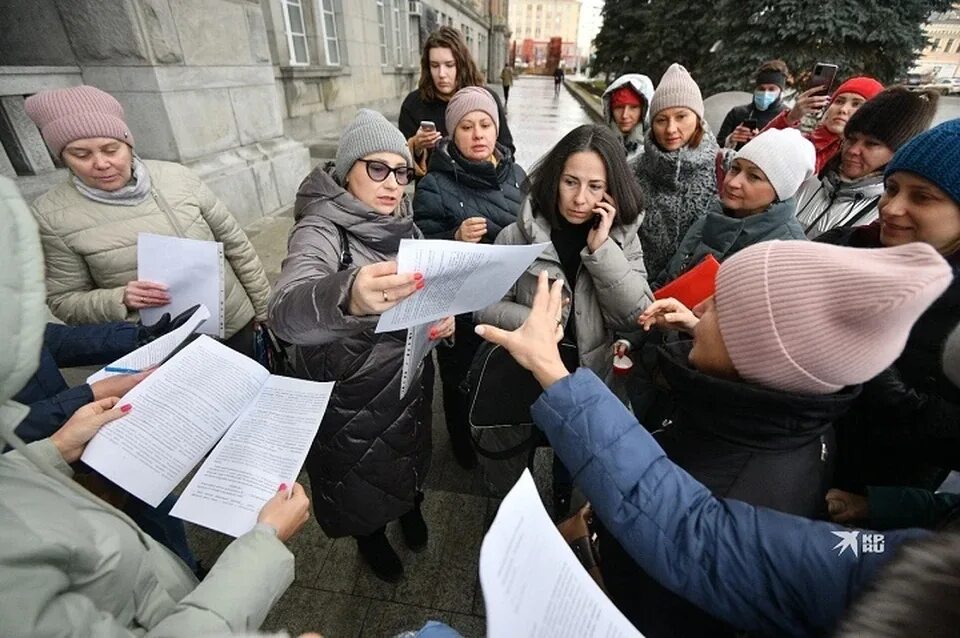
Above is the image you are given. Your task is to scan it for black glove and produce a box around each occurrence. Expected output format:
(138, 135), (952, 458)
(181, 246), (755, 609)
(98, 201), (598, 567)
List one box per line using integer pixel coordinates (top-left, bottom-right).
(137, 304), (201, 345)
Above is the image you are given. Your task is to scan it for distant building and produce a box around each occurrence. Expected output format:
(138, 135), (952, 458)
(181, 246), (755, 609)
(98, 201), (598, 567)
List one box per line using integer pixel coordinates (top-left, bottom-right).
(914, 6), (960, 78)
(576, 0), (605, 69)
(508, 1), (580, 70)
(0, 0), (508, 220)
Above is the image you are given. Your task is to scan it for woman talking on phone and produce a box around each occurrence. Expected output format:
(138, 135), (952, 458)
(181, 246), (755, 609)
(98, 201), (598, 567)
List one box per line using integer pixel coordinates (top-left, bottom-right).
(475, 124), (652, 516)
(399, 26), (514, 176)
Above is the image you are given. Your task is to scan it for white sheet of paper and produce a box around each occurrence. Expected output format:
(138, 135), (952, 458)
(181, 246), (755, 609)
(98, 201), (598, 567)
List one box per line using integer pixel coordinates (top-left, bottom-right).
(399, 322), (439, 400)
(86, 304), (211, 384)
(480, 470), (641, 638)
(376, 240), (549, 333)
(81, 336), (269, 507)
(138, 233), (224, 337)
(171, 376), (334, 537)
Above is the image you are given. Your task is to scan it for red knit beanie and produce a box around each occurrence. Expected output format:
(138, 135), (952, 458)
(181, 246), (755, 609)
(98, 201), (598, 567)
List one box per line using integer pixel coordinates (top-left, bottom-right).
(832, 76), (884, 101)
(24, 86), (134, 158)
(610, 85), (643, 109)
(715, 240), (951, 395)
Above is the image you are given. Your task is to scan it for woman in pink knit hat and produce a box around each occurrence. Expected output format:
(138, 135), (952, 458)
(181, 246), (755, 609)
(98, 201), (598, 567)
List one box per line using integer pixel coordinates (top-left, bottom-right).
(24, 85), (270, 357)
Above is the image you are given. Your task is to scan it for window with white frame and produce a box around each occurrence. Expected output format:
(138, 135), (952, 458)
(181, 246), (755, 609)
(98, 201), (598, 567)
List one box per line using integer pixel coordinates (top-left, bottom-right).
(317, 0), (341, 65)
(392, 0), (405, 66)
(376, 0), (389, 65)
(281, 0), (310, 65)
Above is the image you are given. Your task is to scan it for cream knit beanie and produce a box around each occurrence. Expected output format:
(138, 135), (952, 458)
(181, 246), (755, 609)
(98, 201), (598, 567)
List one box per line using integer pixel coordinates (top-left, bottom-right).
(735, 128), (816, 200)
(715, 240), (952, 395)
(650, 63), (704, 120)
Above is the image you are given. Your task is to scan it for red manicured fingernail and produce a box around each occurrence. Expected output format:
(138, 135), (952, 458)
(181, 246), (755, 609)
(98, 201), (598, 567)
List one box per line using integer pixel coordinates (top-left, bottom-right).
(429, 329), (437, 339)
(416, 281), (425, 289)
(279, 483), (288, 491)
(413, 272), (423, 280)
(120, 404), (132, 413)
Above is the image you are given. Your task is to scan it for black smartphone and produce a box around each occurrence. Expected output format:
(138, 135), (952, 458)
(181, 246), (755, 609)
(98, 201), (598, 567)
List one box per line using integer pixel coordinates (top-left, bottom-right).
(592, 213), (603, 229)
(741, 118), (758, 131)
(809, 63), (839, 94)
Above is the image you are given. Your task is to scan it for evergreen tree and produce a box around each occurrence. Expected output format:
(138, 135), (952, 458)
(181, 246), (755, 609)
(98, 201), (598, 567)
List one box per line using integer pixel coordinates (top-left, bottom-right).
(593, 0), (951, 95)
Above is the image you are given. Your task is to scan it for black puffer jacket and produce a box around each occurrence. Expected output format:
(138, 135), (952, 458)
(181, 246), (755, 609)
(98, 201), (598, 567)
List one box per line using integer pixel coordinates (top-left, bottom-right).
(267, 166), (429, 538)
(653, 341), (858, 516)
(413, 140), (526, 242)
(818, 222), (960, 487)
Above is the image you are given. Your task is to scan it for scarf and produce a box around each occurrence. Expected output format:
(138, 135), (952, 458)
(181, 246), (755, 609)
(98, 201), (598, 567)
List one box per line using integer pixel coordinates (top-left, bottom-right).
(72, 156), (152, 206)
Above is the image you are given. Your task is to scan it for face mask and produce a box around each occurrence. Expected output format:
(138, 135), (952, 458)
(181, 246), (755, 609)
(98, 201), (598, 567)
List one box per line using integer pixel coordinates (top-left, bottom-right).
(753, 90), (779, 111)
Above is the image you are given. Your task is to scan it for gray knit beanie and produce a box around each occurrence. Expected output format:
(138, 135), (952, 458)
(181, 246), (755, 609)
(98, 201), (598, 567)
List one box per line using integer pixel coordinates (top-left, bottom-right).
(335, 109), (412, 184)
(650, 63), (704, 120)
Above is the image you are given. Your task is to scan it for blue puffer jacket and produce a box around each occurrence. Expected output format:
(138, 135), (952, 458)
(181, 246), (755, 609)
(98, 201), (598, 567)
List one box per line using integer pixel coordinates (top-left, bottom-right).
(13, 322), (139, 442)
(532, 368), (929, 637)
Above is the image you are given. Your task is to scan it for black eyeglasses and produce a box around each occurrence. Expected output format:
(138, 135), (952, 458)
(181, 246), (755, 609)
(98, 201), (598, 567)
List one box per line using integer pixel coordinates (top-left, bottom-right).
(357, 159), (415, 185)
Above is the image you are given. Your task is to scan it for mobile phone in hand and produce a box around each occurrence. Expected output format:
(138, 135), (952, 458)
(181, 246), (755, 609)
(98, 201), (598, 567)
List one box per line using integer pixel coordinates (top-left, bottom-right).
(420, 120), (436, 132)
(592, 213), (603, 230)
(741, 118), (758, 131)
(809, 63), (839, 94)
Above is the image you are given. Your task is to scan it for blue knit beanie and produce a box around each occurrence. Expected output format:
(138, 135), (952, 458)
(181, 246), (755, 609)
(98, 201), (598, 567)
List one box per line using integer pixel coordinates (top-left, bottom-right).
(885, 118), (960, 206)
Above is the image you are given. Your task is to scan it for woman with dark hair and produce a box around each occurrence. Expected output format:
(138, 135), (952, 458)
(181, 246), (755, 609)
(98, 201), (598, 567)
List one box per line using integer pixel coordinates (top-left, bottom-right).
(634, 63), (720, 280)
(399, 26), (514, 176)
(475, 123), (652, 514)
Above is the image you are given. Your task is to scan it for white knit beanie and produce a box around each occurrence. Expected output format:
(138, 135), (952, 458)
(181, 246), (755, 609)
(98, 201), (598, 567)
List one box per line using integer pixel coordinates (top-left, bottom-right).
(734, 128), (816, 200)
(650, 63), (704, 120)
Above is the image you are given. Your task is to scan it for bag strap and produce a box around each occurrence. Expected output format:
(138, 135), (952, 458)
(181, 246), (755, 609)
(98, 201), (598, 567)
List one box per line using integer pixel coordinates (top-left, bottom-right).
(840, 196), (880, 229)
(470, 427), (540, 460)
(335, 223), (353, 272)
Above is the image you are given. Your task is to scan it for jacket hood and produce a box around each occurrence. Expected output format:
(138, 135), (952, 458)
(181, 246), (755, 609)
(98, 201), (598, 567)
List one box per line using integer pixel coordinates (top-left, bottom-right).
(658, 341), (859, 448)
(601, 74), (655, 125)
(293, 163), (417, 254)
(0, 176), (46, 441)
(427, 139), (520, 192)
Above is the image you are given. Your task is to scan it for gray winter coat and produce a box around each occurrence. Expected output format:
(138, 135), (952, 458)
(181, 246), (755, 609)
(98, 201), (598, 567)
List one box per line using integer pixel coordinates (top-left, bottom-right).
(601, 74), (655, 164)
(654, 197), (807, 288)
(474, 199), (653, 384)
(267, 167), (429, 538)
(634, 131), (721, 280)
(794, 169), (884, 239)
(413, 140), (526, 242)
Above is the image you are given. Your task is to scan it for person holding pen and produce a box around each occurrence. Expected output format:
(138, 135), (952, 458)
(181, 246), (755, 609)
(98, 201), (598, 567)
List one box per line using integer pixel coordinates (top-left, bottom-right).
(0, 174), (312, 637)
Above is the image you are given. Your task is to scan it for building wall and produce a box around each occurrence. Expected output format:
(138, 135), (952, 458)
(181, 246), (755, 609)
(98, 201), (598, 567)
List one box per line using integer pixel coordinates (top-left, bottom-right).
(508, 1), (580, 46)
(0, 0), (310, 226)
(916, 8), (960, 78)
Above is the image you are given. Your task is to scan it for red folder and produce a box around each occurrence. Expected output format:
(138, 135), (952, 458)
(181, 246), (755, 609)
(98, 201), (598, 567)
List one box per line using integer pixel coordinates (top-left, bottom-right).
(654, 254), (721, 309)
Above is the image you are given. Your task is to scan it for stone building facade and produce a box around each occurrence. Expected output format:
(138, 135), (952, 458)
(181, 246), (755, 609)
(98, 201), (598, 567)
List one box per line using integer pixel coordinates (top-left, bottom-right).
(915, 7), (960, 79)
(0, 0), (509, 221)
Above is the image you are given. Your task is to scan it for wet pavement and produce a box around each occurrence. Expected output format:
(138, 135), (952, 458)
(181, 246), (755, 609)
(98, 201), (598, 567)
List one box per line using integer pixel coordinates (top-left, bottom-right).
(503, 76), (598, 172)
(184, 76), (594, 638)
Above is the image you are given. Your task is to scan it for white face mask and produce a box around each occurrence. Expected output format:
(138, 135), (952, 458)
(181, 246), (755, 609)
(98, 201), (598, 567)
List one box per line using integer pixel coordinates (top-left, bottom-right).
(753, 89), (780, 111)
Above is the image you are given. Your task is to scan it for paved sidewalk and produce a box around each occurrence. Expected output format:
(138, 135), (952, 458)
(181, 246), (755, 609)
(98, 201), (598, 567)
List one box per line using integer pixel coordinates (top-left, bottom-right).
(186, 76), (593, 638)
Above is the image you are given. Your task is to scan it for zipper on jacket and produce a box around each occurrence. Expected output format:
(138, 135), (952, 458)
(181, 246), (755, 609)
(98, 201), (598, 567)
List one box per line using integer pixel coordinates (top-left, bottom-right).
(152, 189), (186, 237)
(820, 434), (828, 462)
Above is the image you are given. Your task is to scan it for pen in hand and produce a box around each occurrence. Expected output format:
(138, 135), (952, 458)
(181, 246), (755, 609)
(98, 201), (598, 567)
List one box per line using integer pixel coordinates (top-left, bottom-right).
(105, 366), (143, 374)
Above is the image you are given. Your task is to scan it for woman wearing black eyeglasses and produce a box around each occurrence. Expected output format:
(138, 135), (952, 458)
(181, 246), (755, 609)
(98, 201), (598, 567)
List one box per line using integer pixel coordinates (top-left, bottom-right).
(268, 110), (454, 583)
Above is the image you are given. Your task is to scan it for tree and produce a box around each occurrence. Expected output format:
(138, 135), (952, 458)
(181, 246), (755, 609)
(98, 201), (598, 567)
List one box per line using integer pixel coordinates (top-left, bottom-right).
(593, 0), (951, 95)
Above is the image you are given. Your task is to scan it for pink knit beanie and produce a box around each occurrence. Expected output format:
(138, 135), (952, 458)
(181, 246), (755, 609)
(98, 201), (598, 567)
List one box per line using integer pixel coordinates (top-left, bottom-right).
(715, 240), (952, 395)
(445, 86), (499, 136)
(24, 85), (133, 157)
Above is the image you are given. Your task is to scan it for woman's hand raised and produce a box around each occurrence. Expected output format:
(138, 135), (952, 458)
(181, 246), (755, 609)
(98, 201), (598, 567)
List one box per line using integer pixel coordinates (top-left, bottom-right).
(637, 297), (699, 333)
(785, 86), (831, 126)
(124, 280), (170, 310)
(51, 398), (131, 463)
(586, 193), (617, 254)
(348, 261), (424, 316)
(475, 271), (570, 389)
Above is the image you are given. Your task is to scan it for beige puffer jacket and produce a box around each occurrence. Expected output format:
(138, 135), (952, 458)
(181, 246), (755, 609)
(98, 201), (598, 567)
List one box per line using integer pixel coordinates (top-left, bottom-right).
(31, 160), (270, 338)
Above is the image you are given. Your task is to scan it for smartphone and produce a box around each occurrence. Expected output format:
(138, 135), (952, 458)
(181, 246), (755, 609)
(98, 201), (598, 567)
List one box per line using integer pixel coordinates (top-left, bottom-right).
(741, 118), (758, 131)
(809, 63), (839, 94)
(592, 213), (603, 230)
(420, 120), (436, 132)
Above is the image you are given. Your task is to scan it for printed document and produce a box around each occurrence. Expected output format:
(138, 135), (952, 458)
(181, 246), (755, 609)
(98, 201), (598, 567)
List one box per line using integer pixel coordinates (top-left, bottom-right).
(81, 336), (333, 534)
(399, 321), (439, 399)
(376, 240), (549, 332)
(479, 470), (641, 638)
(138, 233), (224, 337)
(87, 304), (210, 384)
